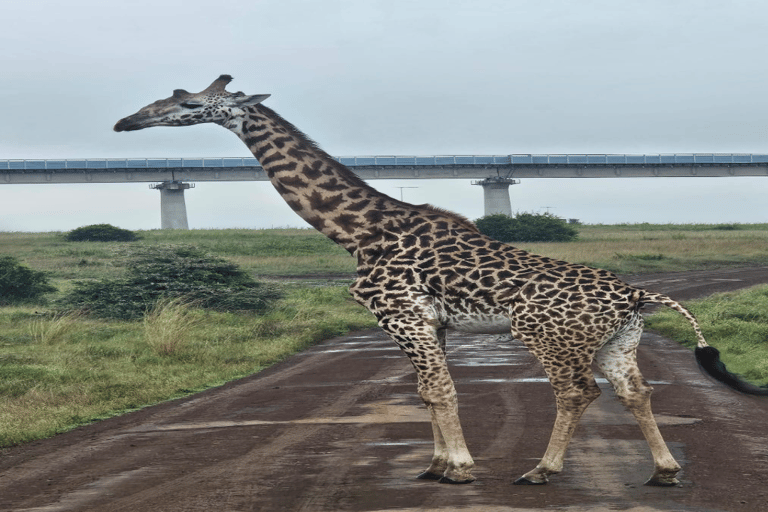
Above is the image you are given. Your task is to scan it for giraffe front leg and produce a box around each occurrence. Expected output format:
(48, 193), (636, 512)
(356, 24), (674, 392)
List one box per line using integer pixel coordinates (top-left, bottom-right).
(416, 405), (450, 480)
(416, 327), (452, 481)
(380, 318), (475, 484)
(419, 383), (475, 484)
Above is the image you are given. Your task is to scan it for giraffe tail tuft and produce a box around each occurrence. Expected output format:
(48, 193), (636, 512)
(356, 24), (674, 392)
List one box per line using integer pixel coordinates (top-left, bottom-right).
(694, 346), (768, 396)
(643, 291), (768, 397)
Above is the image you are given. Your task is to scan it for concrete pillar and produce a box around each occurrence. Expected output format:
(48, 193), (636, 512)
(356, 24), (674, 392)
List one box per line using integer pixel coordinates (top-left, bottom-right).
(150, 181), (193, 229)
(471, 177), (520, 216)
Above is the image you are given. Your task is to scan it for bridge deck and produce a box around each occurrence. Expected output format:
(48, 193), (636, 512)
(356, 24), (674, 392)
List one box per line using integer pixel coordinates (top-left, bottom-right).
(2, 154), (767, 184)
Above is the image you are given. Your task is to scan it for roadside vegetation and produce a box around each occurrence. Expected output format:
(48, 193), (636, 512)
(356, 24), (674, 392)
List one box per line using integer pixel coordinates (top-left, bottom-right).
(1, 223), (767, 447)
(0, 285), (374, 446)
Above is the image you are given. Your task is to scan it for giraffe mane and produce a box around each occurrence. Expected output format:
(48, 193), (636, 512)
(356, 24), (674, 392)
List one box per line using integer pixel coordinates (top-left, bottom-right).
(421, 205), (480, 232)
(253, 105), (480, 234)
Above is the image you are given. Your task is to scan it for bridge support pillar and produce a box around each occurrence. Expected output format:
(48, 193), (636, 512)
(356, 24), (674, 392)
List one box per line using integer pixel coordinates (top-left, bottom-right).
(471, 177), (520, 216)
(150, 181), (193, 229)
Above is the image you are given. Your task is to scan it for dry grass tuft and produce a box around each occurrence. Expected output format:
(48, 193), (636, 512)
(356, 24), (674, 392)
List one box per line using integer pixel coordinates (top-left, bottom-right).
(142, 297), (201, 356)
(29, 311), (83, 345)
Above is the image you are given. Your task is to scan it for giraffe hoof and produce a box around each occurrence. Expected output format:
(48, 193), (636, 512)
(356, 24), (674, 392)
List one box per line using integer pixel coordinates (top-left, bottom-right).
(438, 475), (476, 484)
(644, 468), (681, 487)
(644, 476), (680, 487)
(416, 471), (443, 481)
(513, 476), (548, 485)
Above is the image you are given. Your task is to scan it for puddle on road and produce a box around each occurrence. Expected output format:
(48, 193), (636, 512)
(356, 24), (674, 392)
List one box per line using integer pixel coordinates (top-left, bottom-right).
(304, 333), (534, 369)
(580, 408), (700, 428)
(369, 505), (679, 512)
(461, 377), (671, 385)
(447, 336), (534, 369)
(125, 398), (429, 434)
(365, 440), (432, 447)
(370, 502), (687, 512)
(310, 346), (398, 354)
(452, 358), (522, 367)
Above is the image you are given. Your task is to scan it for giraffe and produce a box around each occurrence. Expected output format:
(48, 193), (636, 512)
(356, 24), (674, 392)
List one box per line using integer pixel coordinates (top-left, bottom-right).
(115, 75), (768, 487)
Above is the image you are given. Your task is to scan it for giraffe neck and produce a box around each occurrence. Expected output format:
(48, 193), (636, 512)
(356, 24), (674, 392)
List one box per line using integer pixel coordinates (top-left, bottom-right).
(225, 105), (418, 254)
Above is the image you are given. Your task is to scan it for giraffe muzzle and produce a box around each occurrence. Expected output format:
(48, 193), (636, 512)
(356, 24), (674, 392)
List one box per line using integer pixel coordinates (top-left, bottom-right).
(114, 115), (147, 132)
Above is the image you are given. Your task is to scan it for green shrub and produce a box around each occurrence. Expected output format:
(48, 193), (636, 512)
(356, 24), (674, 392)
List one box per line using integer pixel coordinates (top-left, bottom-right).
(0, 256), (56, 305)
(615, 253), (666, 261)
(713, 224), (739, 231)
(65, 224), (139, 242)
(58, 246), (282, 320)
(475, 212), (579, 243)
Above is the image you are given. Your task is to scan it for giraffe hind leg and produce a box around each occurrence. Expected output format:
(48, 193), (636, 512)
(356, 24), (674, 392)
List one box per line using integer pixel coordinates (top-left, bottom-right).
(515, 337), (602, 485)
(594, 314), (681, 486)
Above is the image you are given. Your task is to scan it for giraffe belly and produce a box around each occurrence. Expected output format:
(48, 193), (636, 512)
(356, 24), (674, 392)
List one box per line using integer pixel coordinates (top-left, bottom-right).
(446, 313), (512, 335)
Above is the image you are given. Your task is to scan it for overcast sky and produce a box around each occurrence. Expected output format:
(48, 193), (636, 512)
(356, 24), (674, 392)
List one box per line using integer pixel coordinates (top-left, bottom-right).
(1, 0), (767, 232)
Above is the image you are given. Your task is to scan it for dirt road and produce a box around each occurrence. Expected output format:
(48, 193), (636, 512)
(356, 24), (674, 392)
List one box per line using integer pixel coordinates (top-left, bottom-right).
(2, 267), (768, 512)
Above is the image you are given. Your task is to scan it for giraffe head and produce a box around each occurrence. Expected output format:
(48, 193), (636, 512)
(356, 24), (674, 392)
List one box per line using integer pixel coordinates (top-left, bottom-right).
(114, 75), (270, 132)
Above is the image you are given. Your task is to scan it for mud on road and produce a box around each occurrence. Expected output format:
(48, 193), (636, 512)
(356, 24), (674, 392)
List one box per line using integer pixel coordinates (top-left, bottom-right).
(2, 267), (768, 512)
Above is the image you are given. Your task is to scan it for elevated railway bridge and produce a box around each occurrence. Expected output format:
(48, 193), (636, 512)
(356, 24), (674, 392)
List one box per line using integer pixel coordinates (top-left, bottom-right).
(2, 153), (767, 228)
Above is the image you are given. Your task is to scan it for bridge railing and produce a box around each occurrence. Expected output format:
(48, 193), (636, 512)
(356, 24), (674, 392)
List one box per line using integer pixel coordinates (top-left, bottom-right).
(335, 155), (513, 166)
(3, 154), (768, 171)
(0, 158), (262, 170)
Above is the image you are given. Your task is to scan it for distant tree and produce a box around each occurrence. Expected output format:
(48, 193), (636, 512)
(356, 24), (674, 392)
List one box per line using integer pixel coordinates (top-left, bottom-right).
(474, 214), (517, 243)
(65, 224), (139, 242)
(475, 212), (578, 243)
(0, 256), (56, 305)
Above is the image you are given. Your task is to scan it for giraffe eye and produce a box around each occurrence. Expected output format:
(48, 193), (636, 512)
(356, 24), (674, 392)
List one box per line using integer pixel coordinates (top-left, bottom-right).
(180, 102), (204, 109)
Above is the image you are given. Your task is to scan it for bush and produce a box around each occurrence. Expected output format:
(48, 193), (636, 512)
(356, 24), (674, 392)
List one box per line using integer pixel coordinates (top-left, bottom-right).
(0, 256), (56, 305)
(65, 224), (139, 242)
(58, 246), (282, 320)
(475, 212), (579, 243)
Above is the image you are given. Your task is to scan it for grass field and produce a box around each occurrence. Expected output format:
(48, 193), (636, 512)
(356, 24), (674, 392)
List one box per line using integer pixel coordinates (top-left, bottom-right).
(4, 223), (768, 282)
(522, 223), (768, 274)
(1, 223), (767, 447)
(0, 286), (375, 446)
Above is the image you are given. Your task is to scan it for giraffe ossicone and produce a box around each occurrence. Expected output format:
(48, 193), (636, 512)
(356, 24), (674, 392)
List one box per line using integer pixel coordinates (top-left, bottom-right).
(115, 75), (768, 487)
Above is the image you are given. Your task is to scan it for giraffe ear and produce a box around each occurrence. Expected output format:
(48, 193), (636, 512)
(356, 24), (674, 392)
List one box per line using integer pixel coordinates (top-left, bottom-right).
(235, 94), (271, 106)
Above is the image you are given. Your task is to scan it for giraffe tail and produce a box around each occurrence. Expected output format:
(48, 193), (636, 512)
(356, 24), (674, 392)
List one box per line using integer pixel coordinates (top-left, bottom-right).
(642, 291), (768, 396)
